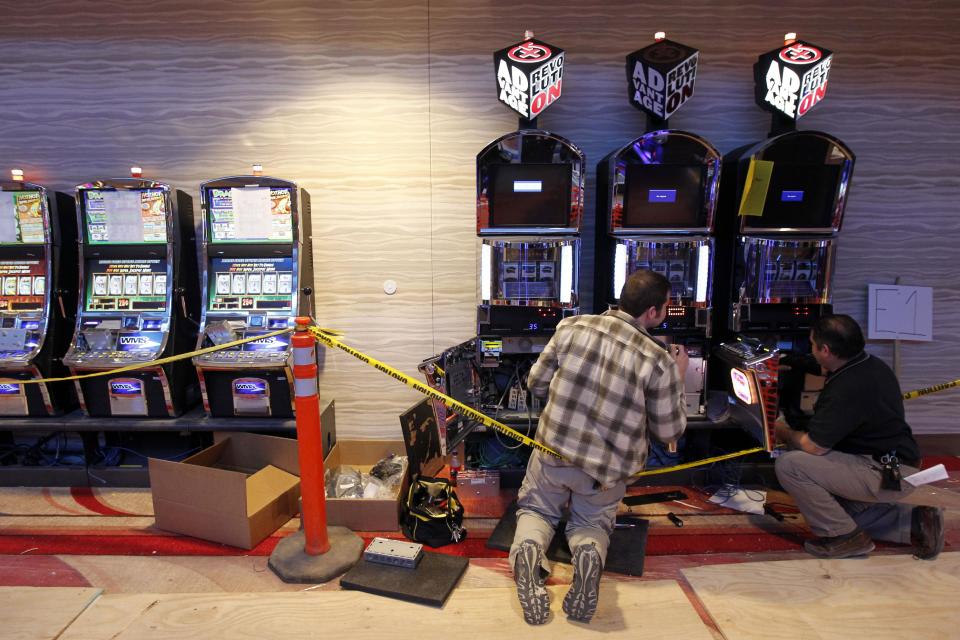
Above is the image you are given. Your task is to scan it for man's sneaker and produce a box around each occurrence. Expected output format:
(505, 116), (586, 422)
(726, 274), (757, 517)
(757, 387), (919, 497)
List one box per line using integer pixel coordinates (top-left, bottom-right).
(803, 528), (875, 559)
(911, 506), (945, 560)
(563, 543), (603, 623)
(514, 540), (550, 625)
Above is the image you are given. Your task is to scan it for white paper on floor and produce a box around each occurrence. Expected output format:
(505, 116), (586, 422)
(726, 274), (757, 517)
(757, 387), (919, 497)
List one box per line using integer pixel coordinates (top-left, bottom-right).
(708, 487), (767, 515)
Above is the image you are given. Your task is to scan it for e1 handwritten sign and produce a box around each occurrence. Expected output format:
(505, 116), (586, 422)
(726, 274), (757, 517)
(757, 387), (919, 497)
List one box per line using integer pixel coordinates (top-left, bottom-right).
(867, 283), (933, 341)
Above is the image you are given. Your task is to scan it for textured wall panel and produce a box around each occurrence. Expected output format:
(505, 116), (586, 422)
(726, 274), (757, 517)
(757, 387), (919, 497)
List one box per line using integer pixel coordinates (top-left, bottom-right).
(0, 0), (957, 437)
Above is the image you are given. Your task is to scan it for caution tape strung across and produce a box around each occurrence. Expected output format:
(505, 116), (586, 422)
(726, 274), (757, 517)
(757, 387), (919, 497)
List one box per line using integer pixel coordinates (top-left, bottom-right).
(0, 327), (294, 385)
(902, 378), (960, 401)
(308, 326), (564, 459)
(3, 318), (955, 477)
(309, 327), (771, 477)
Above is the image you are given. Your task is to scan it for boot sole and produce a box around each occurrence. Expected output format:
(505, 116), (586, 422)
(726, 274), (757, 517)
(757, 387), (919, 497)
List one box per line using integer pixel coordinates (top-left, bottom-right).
(515, 541), (550, 625)
(563, 545), (602, 622)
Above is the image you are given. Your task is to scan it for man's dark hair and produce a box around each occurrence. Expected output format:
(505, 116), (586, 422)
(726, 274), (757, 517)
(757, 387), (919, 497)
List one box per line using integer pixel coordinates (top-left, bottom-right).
(619, 269), (670, 318)
(811, 314), (865, 359)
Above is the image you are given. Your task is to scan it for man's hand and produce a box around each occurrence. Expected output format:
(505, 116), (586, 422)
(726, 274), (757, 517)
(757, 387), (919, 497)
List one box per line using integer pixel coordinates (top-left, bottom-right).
(775, 421), (829, 455)
(671, 344), (689, 378)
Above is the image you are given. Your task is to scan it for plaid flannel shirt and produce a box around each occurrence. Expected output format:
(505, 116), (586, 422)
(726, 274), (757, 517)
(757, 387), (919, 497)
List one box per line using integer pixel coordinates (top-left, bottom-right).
(527, 309), (687, 486)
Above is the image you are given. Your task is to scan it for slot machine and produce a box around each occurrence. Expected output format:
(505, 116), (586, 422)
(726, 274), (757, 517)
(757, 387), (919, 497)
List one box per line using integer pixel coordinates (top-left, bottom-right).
(712, 35), (854, 435)
(63, 171), (199, 417)
(595, 34), (718, 418)
(420, 34), (580, 464)
(0, 169), (78, 415)
(193, 171), (313, 417)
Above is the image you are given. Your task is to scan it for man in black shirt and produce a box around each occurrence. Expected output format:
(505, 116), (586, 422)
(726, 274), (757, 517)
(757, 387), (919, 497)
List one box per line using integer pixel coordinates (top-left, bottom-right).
(775, 314), (944, 560)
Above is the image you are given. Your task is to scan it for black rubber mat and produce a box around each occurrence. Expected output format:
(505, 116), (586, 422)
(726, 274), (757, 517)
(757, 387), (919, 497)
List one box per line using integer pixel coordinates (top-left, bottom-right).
(339, 550), (469, 607)
(486, 500), (650, 576)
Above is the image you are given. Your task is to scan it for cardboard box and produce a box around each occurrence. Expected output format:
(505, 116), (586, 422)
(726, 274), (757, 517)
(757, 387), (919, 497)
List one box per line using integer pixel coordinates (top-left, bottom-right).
(324, 440), (408, 531)
(150, 431), (301, 549)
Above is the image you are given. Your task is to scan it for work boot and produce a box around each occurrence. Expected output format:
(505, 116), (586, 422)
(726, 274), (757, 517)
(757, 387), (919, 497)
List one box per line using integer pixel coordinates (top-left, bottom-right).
(563, 543), (603, 623)
(911, 506), (945, 560)
(803, 528), (875, 559)
(514, 540), (550, 625)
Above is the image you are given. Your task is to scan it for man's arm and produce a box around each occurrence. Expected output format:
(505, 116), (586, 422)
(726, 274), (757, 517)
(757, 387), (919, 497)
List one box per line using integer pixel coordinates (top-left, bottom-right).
(775, 422), (830, 455)
(645, 356), (687, 445)
(526, 332), (560, 398)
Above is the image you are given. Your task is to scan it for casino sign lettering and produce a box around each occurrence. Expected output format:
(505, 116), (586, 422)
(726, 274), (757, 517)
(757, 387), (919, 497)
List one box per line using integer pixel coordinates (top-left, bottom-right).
(626, 39), (700, 120)
(755, 40), (833, 121)
(493, 38), (565, 119)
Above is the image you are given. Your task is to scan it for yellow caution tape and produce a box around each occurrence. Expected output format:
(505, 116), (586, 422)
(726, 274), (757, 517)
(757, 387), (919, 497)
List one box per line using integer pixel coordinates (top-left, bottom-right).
(902, 378), (960, 401)
(309, 326), (773, 477)
(0, 327), (294, 385)
(634, 447), (766, 477)
(6, 315), (953, 476)
(308, 326), (563, 459)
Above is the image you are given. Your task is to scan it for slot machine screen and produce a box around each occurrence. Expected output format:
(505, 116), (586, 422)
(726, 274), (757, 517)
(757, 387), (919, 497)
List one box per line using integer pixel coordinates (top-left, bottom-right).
(488, 164), (572, 228)
(0, 191), (45, 244)
(621, 164), (706, 228)
(748, 164), (843, 229)
(0, 260), (46, 312)
(85, 258), (168, 312)
(84, 189), (167, 244)
(208, 257), (294, 311)
(208, 187), (294, 243)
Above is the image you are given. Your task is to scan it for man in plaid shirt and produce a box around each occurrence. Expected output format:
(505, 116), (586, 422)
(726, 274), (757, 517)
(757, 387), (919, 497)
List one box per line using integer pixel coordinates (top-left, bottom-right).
(510, 269), (688, 625)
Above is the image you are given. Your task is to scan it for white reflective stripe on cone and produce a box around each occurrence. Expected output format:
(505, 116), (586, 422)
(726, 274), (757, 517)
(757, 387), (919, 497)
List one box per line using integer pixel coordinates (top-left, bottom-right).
(294, 376), (318, 398)
(293, 347), (315, 366)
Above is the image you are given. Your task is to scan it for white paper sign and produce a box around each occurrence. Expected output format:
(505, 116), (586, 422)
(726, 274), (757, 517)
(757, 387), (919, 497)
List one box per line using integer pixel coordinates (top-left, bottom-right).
(867, 284), (933, 341)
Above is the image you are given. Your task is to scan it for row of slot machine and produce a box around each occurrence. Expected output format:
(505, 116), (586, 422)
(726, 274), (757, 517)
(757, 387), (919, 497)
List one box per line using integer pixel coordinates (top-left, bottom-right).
(424, 32), (852, 454)
(0, 170), (313, 419)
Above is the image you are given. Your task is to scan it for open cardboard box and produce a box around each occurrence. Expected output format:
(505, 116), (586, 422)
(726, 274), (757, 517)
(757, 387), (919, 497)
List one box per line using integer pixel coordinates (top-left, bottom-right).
(324, 439), (409, 531)
(149, 401), (338, 549)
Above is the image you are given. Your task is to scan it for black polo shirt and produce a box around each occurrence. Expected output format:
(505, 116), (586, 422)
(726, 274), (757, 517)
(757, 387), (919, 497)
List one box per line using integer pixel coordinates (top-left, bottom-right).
(807, 352), (921, 466)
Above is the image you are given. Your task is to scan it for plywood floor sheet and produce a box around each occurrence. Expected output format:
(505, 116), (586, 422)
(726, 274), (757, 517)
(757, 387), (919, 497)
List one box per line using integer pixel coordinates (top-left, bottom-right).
(60, 582), (712, 640)
(683, 552), (960, 640)
(0, 586), (102, 640)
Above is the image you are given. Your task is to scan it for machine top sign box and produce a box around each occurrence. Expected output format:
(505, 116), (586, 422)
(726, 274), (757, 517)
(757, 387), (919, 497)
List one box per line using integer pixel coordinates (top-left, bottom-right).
(626, 38), (699, 121)
(755, 39), (833, 121)
(494, 37), (565, 120)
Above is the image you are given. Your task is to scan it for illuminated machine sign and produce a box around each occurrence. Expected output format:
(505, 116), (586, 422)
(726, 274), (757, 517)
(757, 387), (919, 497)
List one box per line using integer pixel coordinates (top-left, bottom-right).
(85, 189), (167, 244)
(209, 257), (294, 311)
(233, 378), (268, 395)
(493, 37), (565, 120)
(626, 39), (699, 120)
(208, 187), (294, 243)
(0, 382), (22, 395)
(109, 379), (143, 396)
(730, 368), (756, 404)
(117, 331), (163, 352)
(86, 258), (167, 312)
(0, 191), (45, 244)
(0, 260), (45, 312)
(242, 332), (289, 352)
(755, 39), (833, 121)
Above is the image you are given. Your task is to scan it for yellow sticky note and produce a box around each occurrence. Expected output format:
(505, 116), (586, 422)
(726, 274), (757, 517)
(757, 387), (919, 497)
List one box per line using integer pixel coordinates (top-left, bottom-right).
(738, 159), (774, 217)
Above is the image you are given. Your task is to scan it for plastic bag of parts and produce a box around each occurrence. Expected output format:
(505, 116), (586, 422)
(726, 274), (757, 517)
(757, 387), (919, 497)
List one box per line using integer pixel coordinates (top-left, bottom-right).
(325, 456), (408, 499)
(326, 465), (363, 498)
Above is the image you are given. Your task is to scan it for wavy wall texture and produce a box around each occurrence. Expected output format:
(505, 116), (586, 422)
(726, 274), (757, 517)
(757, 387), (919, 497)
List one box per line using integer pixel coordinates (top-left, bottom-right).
(0, 0), (957, 436)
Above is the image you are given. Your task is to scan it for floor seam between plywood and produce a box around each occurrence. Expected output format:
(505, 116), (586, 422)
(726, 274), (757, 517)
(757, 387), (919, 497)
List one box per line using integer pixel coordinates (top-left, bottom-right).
(676, 573), (727, 640)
